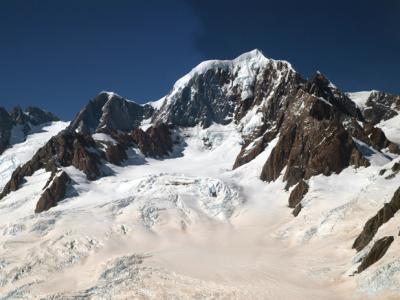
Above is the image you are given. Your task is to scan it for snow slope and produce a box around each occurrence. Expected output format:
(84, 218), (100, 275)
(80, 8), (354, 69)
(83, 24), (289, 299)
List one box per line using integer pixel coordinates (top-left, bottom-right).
(0, 121), (69, 191)
(347, 91), (376, 110)
(0, 123), (352, 299)
(378, 114), (400, 144)
(0, 109), (399, 298)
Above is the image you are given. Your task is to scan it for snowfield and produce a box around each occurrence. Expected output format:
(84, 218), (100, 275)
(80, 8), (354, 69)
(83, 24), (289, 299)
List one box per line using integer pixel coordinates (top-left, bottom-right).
(0, 117), (399, 299)
(0, 121), (69, 191)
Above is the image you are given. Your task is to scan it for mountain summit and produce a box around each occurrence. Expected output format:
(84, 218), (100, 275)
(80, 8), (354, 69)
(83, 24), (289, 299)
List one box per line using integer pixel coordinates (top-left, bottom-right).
(0, 50), (399, 299)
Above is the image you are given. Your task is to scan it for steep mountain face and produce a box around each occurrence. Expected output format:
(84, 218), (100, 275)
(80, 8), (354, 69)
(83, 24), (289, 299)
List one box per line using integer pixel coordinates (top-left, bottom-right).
(0, 106), (59, 154)
(348, 90), (400, 124)
(0, 50), (400, 299)
(69, 92), (153, 134)
(151, 49), (304, 129)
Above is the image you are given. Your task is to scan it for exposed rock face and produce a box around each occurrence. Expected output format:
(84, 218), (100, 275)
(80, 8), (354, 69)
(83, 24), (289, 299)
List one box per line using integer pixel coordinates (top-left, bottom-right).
(260, 88), (369, 189)
(68, 94), (108, 134)
(353, 187), (400, 252)
(232, 62), (302, 169)
(363, 124), (400, 154)
(104, 142), (128, 166)
(230, 70), (397, 194)
(293, 203), (303, 217)
(0, 130), (104, 200)
(357, 236), (394, 273)
(233, 133), (270, 169)
(9, 106), (59, 127)
(35, 171), (72, 213)
(152, 50), (303, 128)
(131, 124), (173, 157)
(69, 92), (153, 134)
(305, 72), (363, 120)
(24, 106), (60, 126)
(154, 68), (234, 127)
(0, 105), (59, 154)
(363, 91), (400, 124)
(288, 180), (309, 209)
(9, 106), (31, 135)
(0, 121), (174, 203)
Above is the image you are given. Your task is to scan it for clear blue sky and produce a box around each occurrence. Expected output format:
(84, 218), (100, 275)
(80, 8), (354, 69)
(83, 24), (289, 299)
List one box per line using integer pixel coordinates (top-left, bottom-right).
(1, 0), (399, 120)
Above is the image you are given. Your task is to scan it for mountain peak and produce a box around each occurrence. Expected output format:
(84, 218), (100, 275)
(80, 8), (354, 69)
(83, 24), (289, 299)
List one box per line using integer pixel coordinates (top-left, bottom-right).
(151, 49), (300, 127)
(233, 48), (266, 62)
(69, 92), (152, 134)
(171, 49), (273, 93)
(99, 90), (118, 99)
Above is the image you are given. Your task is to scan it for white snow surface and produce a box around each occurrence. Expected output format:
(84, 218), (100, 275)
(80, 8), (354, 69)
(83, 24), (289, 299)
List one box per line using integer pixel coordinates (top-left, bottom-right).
(347, 91), (377, 110)
(92, 132), (117, 145)
(0, 121), (69, 192)
(146, 96), (166, 110)
(0, 111), (400, 298)
(153, 49), (295, 124)
(378, 114), (400, 144)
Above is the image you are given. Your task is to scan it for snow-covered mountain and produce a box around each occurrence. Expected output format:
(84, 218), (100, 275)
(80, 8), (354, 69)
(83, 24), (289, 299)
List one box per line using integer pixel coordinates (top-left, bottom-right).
(0, 106), (59, 154)
(0, 50), (400, 299)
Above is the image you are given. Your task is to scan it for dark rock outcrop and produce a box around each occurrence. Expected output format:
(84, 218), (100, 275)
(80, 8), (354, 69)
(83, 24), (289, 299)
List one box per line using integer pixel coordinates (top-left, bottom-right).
(131, 124), (173, 158)
(24, 106), (59, 126)
(104, 142), (129, 166)
(233, 129), (279, 169)
(288, 180), (309, 209)
(9, 106), (31, 135)
(363, 124), (400, 154)
(293, 203), (302, 217)
(305, 72), (363, 120)
(357, 236), (394, 273)
(0, 122), (174, 202)
(35, 171), (72, 213)
(392, 163), (400, 173)
(0, 130), (104, 200)
(233, 137), (267, 170)
(69, 92), (153, 134)
(9, 106), (59, 128)
(232, 65), (301, 170)
(362, 91), (400, 124)
(153, 67), (237, 127)
(353, 187), (400, 252)
(0, 105), (59, 154)
(260, 89), (369, 189)
(68, 93), (108, 134)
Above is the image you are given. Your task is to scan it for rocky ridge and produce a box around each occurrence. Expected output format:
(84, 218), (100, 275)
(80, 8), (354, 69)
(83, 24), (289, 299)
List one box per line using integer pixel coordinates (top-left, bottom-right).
(0, 106), (59, 154)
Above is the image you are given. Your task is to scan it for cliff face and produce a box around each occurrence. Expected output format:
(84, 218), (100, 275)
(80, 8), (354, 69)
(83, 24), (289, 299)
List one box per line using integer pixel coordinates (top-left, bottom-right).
(68, 92), (153, 134)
